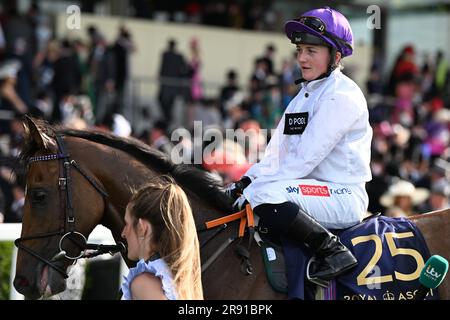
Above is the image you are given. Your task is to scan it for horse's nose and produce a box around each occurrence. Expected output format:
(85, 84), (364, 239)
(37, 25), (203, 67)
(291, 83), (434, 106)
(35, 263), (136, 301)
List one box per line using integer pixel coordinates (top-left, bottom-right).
(13, 275), (31, 295)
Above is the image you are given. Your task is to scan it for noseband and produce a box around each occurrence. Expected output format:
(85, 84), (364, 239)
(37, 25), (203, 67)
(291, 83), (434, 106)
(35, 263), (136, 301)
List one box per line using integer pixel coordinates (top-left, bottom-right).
(15, 134), (125, 279)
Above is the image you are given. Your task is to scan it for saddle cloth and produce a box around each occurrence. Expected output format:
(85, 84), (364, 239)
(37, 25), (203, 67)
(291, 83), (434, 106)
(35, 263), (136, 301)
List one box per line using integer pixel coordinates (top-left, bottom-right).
(261, 215), (439, 300)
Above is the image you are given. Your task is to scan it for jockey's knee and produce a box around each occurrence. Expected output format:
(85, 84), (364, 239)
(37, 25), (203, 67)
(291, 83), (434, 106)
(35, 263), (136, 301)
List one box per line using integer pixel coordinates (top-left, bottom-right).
(254, 202), (300, 233)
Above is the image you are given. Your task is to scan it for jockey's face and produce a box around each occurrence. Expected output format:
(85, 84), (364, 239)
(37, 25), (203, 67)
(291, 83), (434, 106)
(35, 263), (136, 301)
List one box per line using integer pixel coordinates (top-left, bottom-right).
(296, 44), (330, 81)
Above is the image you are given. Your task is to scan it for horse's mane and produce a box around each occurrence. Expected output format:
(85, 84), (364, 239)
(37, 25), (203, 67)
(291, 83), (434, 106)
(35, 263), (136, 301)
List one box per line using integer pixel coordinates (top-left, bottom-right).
(21, 120), (233, 213)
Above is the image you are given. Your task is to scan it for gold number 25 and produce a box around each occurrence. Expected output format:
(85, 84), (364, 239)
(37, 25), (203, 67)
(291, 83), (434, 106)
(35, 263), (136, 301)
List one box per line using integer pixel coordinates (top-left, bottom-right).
(351, 232), (425, 286)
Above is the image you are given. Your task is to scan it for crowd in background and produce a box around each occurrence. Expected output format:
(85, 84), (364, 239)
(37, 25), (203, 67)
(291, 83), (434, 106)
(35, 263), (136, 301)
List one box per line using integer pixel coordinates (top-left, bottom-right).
(91, 0), (286, 32)
(0, 2), (450, 224)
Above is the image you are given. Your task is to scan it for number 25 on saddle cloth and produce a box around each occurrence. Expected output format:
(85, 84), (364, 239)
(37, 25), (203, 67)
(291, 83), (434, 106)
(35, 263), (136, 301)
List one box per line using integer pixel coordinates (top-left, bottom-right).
(327, 215), (437, 300)
(284, 215), (439, 300)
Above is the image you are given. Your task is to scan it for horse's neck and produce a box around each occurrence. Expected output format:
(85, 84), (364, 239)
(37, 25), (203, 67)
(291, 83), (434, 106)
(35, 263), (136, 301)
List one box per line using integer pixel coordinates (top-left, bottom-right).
(69, 138), (156, 233)
(68, 136), (231, 247)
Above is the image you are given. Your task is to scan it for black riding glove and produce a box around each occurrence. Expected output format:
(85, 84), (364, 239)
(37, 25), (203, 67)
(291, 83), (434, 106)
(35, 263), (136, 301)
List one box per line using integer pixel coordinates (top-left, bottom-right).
(225, 176), (252, 202)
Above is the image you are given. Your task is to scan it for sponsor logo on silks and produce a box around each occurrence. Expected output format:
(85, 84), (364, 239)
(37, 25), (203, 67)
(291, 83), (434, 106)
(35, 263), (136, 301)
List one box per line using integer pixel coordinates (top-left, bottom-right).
(284, 112), (308, 135)
(286, 186), (299, 194)
(286, 185), (352, 196)
(299, 185), (330, 197)
(330, 187), (352, 195)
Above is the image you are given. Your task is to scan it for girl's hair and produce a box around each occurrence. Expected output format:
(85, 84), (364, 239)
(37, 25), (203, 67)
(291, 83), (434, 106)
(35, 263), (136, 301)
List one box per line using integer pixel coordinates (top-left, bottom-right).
(128, 175), (203, 299)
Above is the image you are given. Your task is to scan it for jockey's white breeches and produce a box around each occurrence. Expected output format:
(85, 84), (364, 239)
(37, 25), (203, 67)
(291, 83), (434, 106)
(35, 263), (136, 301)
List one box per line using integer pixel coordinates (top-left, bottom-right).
(243, 179), (368, 229)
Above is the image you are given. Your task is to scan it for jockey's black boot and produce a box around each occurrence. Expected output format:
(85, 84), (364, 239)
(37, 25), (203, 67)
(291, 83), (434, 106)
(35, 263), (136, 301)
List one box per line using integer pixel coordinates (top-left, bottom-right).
(254, 202), (357, 281)
(286, 208), (357, 280)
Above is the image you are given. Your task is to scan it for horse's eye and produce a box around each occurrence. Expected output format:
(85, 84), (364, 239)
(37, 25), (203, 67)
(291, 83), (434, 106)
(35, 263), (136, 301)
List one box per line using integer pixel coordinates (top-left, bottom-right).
(32, 190), (47, 204)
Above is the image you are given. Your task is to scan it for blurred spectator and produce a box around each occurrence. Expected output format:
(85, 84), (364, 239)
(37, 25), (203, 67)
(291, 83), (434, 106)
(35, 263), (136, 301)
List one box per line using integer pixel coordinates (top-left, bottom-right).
(34, 39), (58, 93)
(147, 120), (174, 155)
(366, 64), (384, 95)
(113, 113), (132, 137)
(391, 75), (416, 127)
(0, 59), (28, 134)
(380, 179), (429, 217)
(223, 91), (249, 129)
(219, 69), (240, 118)
(188, 38), (202, 102)
(257, 44), (276, 76)
(251, 75), (282, 129)
(423, 109), (450, 159)
(87, 29), (116, 124)
(419, 56), (434, 101)
(394, 45), (418, 79)
(238, 119), (266, 163)
(417, 158), (450, 190)
(52, 39), (81, 122)
(112, 25), (135, 115)
(430, 181), (450, 210)
(250, 57), (269, 93)
(24, 1), (41, 57)
(34, 13), (52, 57)
(3, 2), (34, 57)
(158, 39), (188, 125)
(433, 50), (449, 97)
(8, 37), (33, 107)
(387, 45), (418, 95)
(280, 52), (301, 108)
(366, 151), (391, 214)
(191, 98), (221, 131)
(29, 90), (52, 120)
(421, 180), (450, 212)
(8, 117), (25, 157)
(104, 113), (132, 137)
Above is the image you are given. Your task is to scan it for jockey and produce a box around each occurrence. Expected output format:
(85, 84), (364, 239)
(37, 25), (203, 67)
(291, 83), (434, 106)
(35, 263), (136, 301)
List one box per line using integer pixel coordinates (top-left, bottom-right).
(226, 7), (372, 281)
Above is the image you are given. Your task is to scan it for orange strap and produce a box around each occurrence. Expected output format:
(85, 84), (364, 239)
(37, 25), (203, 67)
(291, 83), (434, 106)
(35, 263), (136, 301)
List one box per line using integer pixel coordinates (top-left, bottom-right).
(205, 204), (255, 238)
(205, 209), (246, 229)
(239, 216), (247, 237)
(246, 204), (254, 228)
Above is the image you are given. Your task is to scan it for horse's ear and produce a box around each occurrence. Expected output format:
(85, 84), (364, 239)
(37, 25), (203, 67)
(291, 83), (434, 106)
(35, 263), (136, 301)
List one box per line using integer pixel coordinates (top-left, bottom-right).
(23, 115), (47, 149)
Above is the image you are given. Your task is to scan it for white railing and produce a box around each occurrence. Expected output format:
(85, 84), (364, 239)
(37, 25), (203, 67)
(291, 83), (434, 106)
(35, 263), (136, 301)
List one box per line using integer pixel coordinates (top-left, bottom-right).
(0, 223), (129, 300)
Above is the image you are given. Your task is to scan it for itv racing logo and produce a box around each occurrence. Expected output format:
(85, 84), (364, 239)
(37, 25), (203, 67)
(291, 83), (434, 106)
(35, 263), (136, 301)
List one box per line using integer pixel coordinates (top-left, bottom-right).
(286, 185), (352, 196)
(425, 266), (442, 280)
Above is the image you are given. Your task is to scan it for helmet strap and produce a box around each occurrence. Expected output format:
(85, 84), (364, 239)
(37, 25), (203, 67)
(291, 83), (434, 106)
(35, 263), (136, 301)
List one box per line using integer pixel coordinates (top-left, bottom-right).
(327, 47), (338, 76)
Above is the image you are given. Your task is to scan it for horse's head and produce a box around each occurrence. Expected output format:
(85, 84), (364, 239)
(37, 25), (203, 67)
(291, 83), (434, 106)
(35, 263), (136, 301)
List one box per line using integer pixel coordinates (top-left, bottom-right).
(14, 116), (108, 299)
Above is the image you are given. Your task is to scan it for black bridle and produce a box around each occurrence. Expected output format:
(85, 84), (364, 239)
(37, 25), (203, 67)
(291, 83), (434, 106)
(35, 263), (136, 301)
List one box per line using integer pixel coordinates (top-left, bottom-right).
(15, 134), (125, 279)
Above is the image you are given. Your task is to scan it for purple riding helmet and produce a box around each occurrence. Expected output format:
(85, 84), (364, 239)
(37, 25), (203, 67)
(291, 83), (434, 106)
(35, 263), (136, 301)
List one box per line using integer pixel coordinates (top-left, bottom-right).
(285, 6), (354, 57)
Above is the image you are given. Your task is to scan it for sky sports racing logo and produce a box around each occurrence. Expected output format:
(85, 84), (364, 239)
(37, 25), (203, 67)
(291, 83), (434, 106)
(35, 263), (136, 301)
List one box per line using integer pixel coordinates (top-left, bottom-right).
(285, 185), (352, 196)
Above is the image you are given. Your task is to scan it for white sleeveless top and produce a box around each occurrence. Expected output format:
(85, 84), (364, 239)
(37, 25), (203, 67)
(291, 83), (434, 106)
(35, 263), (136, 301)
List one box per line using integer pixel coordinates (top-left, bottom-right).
(121, 258), (177, 300)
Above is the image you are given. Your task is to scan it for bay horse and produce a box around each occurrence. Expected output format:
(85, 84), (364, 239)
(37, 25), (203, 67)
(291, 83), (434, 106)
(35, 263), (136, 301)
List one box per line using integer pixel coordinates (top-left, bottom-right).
(14, 116), (450, 299)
